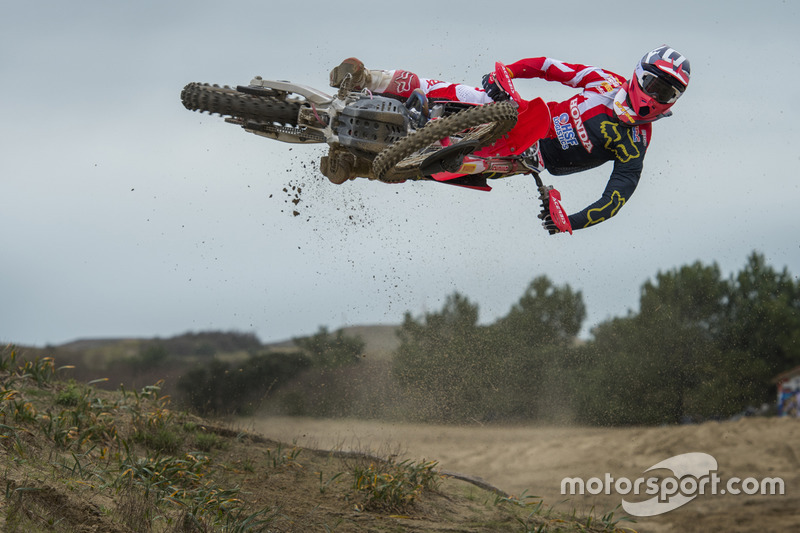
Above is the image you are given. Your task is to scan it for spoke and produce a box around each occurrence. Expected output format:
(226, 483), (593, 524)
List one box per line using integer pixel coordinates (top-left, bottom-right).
(395, 123), (495, 170)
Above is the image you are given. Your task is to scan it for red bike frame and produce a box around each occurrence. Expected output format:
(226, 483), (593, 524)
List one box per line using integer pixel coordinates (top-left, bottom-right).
(427, 63), (572, 234)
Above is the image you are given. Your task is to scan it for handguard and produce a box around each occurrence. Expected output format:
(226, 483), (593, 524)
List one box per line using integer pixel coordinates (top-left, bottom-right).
(537, 184), (573, 235)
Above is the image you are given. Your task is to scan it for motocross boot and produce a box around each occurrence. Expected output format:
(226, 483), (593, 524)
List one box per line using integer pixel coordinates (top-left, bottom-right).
(330, 58), (371, 89)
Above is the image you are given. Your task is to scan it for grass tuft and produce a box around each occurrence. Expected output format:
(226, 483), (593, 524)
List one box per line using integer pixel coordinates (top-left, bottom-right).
(0, 346), (630, 532)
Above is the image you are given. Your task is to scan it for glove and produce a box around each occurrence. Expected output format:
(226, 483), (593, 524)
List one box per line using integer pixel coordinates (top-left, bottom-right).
(541, 214), (560, 235)
(481, 73), (509, 101)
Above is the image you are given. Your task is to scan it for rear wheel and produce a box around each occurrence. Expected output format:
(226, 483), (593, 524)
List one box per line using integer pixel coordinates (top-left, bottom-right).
(372, 101), (518, 182)
(181, 82), (300, 125)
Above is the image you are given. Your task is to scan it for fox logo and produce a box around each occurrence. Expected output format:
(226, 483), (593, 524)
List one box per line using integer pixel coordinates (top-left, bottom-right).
(391, 71), (419, 95)
(600, 121), (641, 163)
(585, 190), (626, 227)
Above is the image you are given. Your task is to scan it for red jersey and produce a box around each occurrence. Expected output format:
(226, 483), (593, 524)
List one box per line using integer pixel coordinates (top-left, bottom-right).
(506, 58), (652, 230)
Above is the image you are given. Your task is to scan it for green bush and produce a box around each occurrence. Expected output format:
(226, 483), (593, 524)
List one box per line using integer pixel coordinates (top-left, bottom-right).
(176, 352), (311, 415)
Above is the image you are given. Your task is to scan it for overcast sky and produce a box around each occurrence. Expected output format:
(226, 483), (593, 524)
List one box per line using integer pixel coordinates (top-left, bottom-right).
(2, 0), (799, 347)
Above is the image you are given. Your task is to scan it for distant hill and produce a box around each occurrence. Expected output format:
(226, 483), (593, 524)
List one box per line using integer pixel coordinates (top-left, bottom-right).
(8, 324), (402, 401)
(314, 324), (400, 360)
(252, 324), (401, 360)
(56, 338), (132, 352)
(48, 324), (401, 362)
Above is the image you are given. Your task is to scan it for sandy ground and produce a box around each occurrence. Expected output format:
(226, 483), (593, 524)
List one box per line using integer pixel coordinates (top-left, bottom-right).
(240, 416), (800, 533)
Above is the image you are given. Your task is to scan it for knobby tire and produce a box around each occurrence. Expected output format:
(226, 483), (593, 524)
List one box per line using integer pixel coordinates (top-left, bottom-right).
(372, 101), (518, 182)
(181, 83), (300, 126)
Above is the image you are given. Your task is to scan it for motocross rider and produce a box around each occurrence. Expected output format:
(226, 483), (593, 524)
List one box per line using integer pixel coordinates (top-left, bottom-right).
(329, 46), (691, 233)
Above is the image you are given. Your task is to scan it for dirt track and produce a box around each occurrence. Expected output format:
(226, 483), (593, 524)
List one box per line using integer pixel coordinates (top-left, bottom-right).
(243, 416), (800, 533)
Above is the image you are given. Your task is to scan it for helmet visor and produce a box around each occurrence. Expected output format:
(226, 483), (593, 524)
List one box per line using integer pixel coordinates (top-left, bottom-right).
(638, 71), (684, 104)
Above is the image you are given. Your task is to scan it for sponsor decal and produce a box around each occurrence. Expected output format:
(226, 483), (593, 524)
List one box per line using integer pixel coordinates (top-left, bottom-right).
(458, 162), (479, 174)
(614, 99), (637, 125)
(584, 189), (625, 227)
(601, 71), (623, 88)
(391, 71), (417, 94)
(553, 112), (579, 150)
(630, 125), (648, 147)
(569, 100), (593, 153)
(600, 121), (641, 163)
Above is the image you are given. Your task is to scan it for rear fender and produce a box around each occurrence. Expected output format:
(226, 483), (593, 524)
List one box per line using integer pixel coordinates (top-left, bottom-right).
(247, 78), (333, 105)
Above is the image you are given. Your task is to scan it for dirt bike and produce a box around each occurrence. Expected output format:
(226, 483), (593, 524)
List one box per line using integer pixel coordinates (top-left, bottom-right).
(180, 63), (572, 234)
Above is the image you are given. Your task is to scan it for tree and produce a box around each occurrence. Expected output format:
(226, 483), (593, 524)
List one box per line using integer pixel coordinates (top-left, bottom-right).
(636, 262), (730, 423)
(723, 252), (800, 376)
(177, 352), (311, 415)
(293, 326), (365, 368)
(393, 292), (494, 421)
(577, 256), (795, 425)
(495, 276), (586, 350)
(577, 262), (735, 424)
(488, 276), (587, 420)
(392, 279), (588, 423)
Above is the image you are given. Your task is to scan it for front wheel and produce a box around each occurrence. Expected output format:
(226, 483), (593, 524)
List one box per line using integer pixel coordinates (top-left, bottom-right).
(181, 82), (300, 126)
(372, 101), (518, 182)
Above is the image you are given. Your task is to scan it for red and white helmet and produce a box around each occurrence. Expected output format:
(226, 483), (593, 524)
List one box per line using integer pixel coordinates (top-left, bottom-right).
(614, 45), (691, 125)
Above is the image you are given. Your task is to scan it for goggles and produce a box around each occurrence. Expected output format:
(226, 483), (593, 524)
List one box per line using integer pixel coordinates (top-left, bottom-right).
(638, 70), (684, 104)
